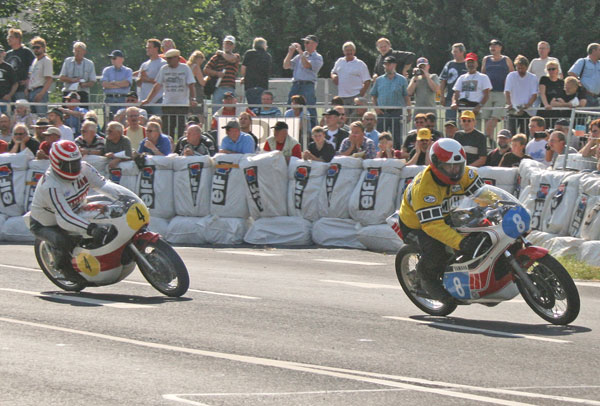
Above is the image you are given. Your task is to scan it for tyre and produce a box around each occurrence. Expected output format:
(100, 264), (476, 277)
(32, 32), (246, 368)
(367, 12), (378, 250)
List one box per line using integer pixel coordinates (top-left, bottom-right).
(34, 239), (86, 292)
(516, 254), (580, 325)
(395, 245), (457, 316)
(135, 238), (189, 297)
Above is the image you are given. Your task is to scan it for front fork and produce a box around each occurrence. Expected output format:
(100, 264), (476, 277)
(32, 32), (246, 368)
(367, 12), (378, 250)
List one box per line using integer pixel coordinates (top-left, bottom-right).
(505, 236), (547, 298)
(128, 242), (155, 272)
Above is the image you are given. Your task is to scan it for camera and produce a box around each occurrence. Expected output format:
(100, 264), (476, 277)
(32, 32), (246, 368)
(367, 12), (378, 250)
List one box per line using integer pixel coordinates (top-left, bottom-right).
(412, 68), (423, 76)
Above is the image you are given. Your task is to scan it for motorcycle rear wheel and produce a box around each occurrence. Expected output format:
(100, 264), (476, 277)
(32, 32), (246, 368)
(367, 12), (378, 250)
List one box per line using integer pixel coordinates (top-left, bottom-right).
(34, 239), (86, 292)
(516, 254), (580, 325)
(395, 245), (457, 316)
(135, 238), (189, 297)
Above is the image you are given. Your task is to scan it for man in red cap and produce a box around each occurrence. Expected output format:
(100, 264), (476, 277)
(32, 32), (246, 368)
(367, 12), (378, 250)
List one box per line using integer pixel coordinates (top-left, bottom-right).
(451, 52), (492, 118)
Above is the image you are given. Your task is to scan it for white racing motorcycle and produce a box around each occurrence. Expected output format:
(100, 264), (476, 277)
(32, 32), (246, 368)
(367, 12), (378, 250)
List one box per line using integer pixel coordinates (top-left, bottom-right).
(389, 185), (580, 325)
(32, 192), (189, 297)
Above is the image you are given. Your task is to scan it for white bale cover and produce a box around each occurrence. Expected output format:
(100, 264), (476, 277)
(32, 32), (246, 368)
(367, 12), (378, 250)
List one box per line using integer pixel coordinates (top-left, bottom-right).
(568, 174), (600, 238)
(312, 217), (365, 249)
(349, 159), (405, 226)
(320, 156), (364, 219)
(522, 170), (568, 230)
(580, 194), (600, 241)
(553, 153), (598, 171)
(0, 153), (31, 216)
(0, 213), (6, 240)
(244, 216), (312, 245)
(357, 224), (404, 253)
(83, 155), (109, 177)
(200, 215), (248, 245)
(287, 158), (328, 221)
(210, 154), (250, 218)
(542, 172), (586, 235)
(24, 160), (50, 212)
(476, 166), (518, 195)
(172, 155), (214, 217)
(526, 230), (559, 247)
(577, 241), (600, 266)
(0, 216), (34, 242)
(396, 165), (425, 211)
(136, 156), (175, 219)
(517, 159), (547, 200)
(147, 216), (169, 237)
(545, 236), (584, 257)
(239, 151), (288, 219)
(108, 161), (139, 193)
(165, 216), (207, 244)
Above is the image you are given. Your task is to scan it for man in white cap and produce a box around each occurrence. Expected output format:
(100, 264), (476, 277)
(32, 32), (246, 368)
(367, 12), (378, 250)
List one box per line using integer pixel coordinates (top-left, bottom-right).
(407, 56), (440, 116)
(141, 48), (196, 140)
(205, 35), (240, 112)
(102, 50), (133, 114)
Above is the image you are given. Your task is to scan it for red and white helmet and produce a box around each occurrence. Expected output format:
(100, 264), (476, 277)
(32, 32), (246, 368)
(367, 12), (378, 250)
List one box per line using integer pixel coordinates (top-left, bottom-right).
(428, 138), (466, 185)
(49, 140), (82, 180)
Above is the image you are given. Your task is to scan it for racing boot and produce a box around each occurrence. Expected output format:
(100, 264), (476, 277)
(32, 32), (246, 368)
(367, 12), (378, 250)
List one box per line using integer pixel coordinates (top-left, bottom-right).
(417, 262), (454, 304)
(50, 246), (87, 286)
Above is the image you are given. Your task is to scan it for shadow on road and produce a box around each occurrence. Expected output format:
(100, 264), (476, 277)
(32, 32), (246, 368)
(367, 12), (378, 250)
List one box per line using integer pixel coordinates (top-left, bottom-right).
(37, 291), (193, 307)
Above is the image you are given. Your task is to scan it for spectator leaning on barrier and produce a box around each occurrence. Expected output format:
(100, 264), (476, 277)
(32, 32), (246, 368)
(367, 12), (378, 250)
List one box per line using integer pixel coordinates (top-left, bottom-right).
(425, 112), (443, 140)
(454, 110), (486, 167)
(406, 128), (433, 166)
(439, 43), (467, 122)
(568, 43), (600, 107)
(331, 41), (371, 105)
(499, 133), (532, 167)
(102, 50), (133, 115)
(263, 121), (301, 161)
(59, 41), (96, 104)
(529, 41), (563, 81)
(579, 119), (600, 158)
(538, 60), (564, 126)
(219, 119), (255, 154)
(60, 92), (88, 137)
(138, 121), (171, 156)
(205, 35), (240, 113)
(362, 111), (380, 149)
(241, 37), (272, 107)
(36, 126), (61, 160)
(525, 115), (549, 163)
(485, 129), (512, 166)
(104, 121), (132, 169)
(322, 108), (348, 151)
(408, 57), (440, 116)
(504, 55), (538, 135)
(27, 36), (53, 115)
(0, 114), (12, 142)
(8, 123), (39, 155)
(303, 126), (334, 163)
(451, 52), (491, 116)
(403, 113), (428, 158)
(47, 107), (74, 141)
(545, 130), (578, 166)
(253, 91), (281, 117)
(284, 94), (306, 119)
(75, 120), (105, 156)
(372, 37), (415, 78)
(238, 112), (259, 148)
(444, 121), (458, 139)
(551, 77), (587, 119)
(481, 39), (515, 142)
(283, 34), (323, 128)
(122, 106), (145, 150)
(5, 28), (34, 101)
(370, 56), (409, 150)
(0, 45), (17, 113)
(339, 121), (376, 159)
(175, 124), (214, 157)
(32, 117), (50, 143)
(376, 132), (401, 159)
(12, 99), (34, 129)
(137, 38), (167, 116)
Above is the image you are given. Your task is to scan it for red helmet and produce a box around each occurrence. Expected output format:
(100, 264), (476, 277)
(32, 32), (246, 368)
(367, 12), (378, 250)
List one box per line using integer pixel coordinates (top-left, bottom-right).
(428, 138), (466, 185)
(49, 140), (82, 180)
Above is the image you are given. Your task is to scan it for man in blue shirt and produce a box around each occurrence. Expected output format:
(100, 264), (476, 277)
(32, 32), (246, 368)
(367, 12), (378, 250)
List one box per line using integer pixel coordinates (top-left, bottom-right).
(102, 50), (133, 114)
(568, 43), (600, 107)
(370, 56), (410, 149)
(219, 120), (256, 154)
(138, 122), (171, 155)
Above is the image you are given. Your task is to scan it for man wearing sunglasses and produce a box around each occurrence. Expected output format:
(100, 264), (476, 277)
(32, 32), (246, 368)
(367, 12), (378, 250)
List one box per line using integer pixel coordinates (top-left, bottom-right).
(8, 123), (39, 155)
(28, 37), (53, 115)
(454, 110), (487, 167)
(102, 50), (133, 114)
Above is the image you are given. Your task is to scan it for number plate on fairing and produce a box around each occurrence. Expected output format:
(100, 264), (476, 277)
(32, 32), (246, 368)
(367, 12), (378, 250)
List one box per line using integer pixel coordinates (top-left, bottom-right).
(443, 271), (472, 299)
(502, 206), (531, 238)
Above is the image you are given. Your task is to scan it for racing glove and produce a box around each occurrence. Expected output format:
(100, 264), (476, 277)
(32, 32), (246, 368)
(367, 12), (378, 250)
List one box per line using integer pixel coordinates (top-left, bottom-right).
(459, 233), (481, 256)
(87, 223), (118, 245)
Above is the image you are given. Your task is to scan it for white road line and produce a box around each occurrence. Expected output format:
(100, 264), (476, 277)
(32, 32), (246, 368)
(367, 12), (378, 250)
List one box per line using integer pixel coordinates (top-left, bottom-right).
(215, 250), (281, 257)
(0, 317), (540, 406)
(576, 281), (600, 287)
(0, 288), (155, 309)
(0, 264), (41, 272)
(383, 316), (571, 344)
(121, 280), (261, 300)
(314, 259), (385, 266)
(321, 279), (402, 290)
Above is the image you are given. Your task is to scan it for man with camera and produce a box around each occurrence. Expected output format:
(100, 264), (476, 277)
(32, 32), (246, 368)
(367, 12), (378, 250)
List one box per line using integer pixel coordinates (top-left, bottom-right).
(545, 130), (578, 167)
(525, 116), (548, 163)
(407, 57), (440, 116)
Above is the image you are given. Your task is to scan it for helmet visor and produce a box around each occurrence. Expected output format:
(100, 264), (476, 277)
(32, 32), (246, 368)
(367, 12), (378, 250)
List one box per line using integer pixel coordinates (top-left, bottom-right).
(59, 158), (81, 176)
(438, 161), (464, 182)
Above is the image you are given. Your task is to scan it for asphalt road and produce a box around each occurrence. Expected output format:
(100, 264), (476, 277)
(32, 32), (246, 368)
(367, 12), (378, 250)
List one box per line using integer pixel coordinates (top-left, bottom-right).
(1, 243), (599, 406)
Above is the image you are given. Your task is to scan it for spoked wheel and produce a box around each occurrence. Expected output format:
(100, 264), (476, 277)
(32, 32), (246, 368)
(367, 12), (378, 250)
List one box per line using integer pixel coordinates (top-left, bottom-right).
(34, 239), (86, 292)
(516, 254), (580, 325)
(134, 238), (189, 297)
(395, 245), (457, 316)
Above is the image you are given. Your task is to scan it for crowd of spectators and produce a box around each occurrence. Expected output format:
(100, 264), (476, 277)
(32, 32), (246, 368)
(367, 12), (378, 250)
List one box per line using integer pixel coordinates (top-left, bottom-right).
(2, 26), (600, 170)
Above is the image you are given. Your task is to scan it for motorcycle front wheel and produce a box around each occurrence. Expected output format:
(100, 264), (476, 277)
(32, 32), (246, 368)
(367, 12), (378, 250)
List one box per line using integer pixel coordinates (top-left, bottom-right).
(34, 239), (86, 292)
(395, 245), (457, 316)
(134, 238), (189, 297)
(516, 254), (580, 325)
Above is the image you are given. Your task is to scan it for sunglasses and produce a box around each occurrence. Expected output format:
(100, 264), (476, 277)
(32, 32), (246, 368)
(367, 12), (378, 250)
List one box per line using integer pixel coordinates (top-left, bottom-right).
(32, 46), (42, 50)
(461, 119), (474, 122)
(547, 67), (557, 71)
(14, 132), (27, 136)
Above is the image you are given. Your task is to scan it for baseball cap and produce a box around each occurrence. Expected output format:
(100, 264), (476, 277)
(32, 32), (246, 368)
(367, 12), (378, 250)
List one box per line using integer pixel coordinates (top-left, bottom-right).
(301, 34), (319, 43)
(108, 50), (124, 58)
(465, 52), (478, 62)
(164, 49), (181, 58)
(416, 128), (432, 140)
(460, 110), (476, 120)
(489, 39), (503, 46)
(416, 57), (429, 66)
(272, 121), (289, 130)
(42, 127), (62, 137)
(497, 129), (512, 138)
(49, 107), (64, 119)
(67, 91), (80, 100)
(444, 120), (457, 128)
(223, 91), (235, 99)
(323, 108), (340, 117)
(222, 120), (240, 129)
(383, 56), (397, 64)
(33, 118), (50, 127)
(223, 35), (236, 44)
